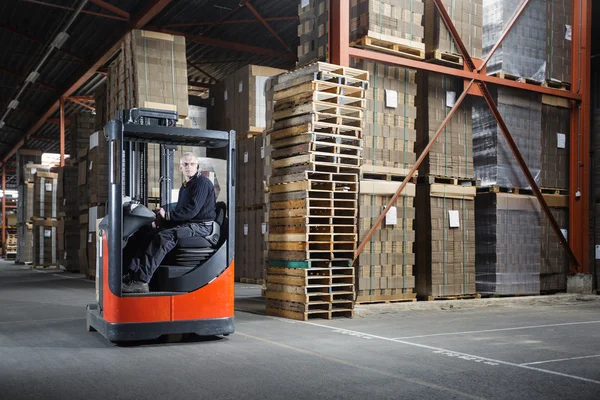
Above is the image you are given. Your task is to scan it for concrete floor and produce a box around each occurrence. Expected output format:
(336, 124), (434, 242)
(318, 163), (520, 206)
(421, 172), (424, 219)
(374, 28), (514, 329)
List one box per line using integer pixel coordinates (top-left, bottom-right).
(1, 260), (599, 400)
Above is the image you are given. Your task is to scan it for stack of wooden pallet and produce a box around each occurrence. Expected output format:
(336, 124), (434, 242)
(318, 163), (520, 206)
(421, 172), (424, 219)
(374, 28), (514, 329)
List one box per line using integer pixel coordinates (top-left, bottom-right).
(265, 62), (368, 320)
(5, 233), (17, 260)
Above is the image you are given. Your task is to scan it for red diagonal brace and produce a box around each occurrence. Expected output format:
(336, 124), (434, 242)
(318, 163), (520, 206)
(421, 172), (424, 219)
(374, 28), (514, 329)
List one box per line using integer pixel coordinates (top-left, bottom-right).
(432, 0), (578, 270)
(243, 1), (292, 53)
(355, 80), (475, 260)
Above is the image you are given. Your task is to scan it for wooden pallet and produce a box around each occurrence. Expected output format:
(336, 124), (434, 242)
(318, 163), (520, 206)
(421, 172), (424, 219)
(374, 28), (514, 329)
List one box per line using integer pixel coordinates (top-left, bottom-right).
(269, 206), (357, 220)
(271, 141), (362, 161)
(267, 266), (355, 286)
(420, 293), (481, 301)
(359, 165), (417, 182)
(274, 92), (366, 114)
(271, 131), (362, 152)
(477, 186), (534, 195)
(418, 175), (480, 187)
(426, 50), (463, 68)
(355, 293), (417, 305)
(269, 122), (362, 141)
(542, 79), (571, 91)
(267, 259), (353, 269)
(270, 170), (358, 186)
(273, 101), (364, 123)
(273, 81), (366, 105)
(351, 36), (425, 60)
(235, 277), (266, 285)
(540, 187), (569, 196)
(490, 72), (542, 86)
(274, 62), (369, 92)
(269, 161), (361, 176)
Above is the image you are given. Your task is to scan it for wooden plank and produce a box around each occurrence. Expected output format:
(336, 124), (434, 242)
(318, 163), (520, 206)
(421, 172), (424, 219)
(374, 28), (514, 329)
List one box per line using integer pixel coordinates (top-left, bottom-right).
(359, 181), (416, 197)
(428, 183), (476, 200)
(266, 306), (331, 321)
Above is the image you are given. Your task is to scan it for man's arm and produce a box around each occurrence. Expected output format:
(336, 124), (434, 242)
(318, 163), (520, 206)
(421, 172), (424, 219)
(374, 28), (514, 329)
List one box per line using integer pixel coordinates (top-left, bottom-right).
(164, 180), (211, 222)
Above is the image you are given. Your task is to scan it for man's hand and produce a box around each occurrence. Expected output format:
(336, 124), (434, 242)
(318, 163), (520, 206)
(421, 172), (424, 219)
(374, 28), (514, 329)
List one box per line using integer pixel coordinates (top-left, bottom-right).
(158, 208), (166, 219)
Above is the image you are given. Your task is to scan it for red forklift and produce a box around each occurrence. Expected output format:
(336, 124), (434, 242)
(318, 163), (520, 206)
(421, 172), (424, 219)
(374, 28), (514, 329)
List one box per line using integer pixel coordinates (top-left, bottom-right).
(86, 108), (235, 342)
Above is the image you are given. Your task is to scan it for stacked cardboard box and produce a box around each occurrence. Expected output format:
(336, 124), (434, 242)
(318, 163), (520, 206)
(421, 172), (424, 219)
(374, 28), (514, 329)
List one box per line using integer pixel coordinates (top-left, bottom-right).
(88, 131), (109, 205)
(416, 71), (473, 179)
(94, 82), (108, 131)
(546, 0), (572, 85)
(541, 102), (570, 190)
(209, 65), (286, 136)
(297, 0), (329, 67)
(483, 0), (547, 82)
(357, 180), (416, 301)
(266, 62), (368, 320)
(424, 0), (483, 62)
(235, 135), (267, 282)
(351, 60), (417, 173)
(32, 171), (58, 268)
(57, 166), (80, 272)
(540, 195), (569, 292)
(350, 0), (425, 58)
(475, 192), (540, 295)
(416, 183), (476, 297)
(473, 87), (542, 189)
(107, 30), (188, 120)
(70, 112), (95, 159)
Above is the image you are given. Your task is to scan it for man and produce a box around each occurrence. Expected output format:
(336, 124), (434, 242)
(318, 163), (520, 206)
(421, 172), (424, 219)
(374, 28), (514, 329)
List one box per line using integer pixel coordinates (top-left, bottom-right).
(122, 152), (216, 293)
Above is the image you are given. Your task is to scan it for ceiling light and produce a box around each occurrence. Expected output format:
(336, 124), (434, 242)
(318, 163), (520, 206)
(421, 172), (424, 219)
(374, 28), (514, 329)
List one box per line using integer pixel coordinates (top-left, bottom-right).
(51, 32), (70, 49)
(8, 100), (19, 110)
(26, 72), (40, 83)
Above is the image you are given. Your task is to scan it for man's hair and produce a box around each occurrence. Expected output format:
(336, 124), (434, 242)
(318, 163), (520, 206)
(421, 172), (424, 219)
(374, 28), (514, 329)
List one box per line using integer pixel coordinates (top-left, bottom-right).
(180, 152), (198, 165)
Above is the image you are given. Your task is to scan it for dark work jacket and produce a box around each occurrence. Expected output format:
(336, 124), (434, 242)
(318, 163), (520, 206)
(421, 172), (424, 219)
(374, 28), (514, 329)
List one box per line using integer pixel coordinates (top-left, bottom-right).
(165, 173), (216, 223)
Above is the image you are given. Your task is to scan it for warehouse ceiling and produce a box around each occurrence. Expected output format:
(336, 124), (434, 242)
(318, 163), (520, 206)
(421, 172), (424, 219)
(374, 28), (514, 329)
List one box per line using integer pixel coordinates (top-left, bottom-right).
(0, 0), (299, 188)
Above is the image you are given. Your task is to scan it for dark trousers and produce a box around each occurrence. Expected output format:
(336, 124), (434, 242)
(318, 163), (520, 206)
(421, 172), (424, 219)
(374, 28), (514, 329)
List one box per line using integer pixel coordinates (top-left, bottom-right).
(124, 223), (212, 283)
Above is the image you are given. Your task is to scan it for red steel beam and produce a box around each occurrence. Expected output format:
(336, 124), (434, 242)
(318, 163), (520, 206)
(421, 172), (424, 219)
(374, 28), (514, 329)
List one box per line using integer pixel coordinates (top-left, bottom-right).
(0, 0), (173, 167)
(188, 61), (218, 82)
(569, 0), (592, 274)
(89, 0), (130, 19)
(68, 95), (95, 102)
(243, 1), (293, 53)
(153, 28), (296, 59)
(349, 47), (581, 100)
(329, 0), (349, 66)
(69, 98), (96, 112)
(165, 16), (297, 28)
(356, 80), (475, 259)
(59, 97), (65, 167)
(0, 24), (89, 64)
(20, 0), (128, 21)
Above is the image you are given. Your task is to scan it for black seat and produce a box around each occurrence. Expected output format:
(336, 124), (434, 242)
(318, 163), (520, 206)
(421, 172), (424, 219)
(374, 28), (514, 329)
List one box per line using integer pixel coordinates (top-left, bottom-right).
(161, 201), (227, 267)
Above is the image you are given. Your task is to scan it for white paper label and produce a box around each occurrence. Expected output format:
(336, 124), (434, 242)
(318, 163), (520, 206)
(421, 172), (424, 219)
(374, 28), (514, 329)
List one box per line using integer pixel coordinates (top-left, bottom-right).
(211, 97), (215, 106)
(89, 160), (93, 170)
(384, 89), (398, 108)
(44, 229), (52, 238)
(89, 131), (99, 150)
(565, 25), (572, 41)
(88, 233), (92, 243)
(239, 81), (243, 93)
(561, 229), (568, 240)
(244, 224), (248, 236)
(557, 133), (566, 149)
(45, 183), (52, 192)
(261, 146), (265, 159)
(446, 91), (457, 108)
(244, 151), (248, 163)
(224, 90), (228, 101)
(301, 0), (310, 7)
(31, 168), (37, 175)
(595, 245), (600, 260)
(448, 210), (460, 228)
(385, 206), (397, 225)
(64, 251), (67, 260)
(261, 223), (267, 234)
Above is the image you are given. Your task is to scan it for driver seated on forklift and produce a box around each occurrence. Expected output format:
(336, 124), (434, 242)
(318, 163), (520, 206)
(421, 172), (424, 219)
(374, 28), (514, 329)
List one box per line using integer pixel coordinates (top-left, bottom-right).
(122, 152), (216, 294)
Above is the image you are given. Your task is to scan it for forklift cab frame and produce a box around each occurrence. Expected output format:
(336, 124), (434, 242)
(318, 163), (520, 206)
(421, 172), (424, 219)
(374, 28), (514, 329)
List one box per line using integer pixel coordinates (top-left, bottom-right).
(86, 114), (236, 343)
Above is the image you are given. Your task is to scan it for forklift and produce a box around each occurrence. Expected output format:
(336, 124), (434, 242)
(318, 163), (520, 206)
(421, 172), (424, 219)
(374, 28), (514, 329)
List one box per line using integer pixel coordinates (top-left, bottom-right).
(86, 108), (235, 342)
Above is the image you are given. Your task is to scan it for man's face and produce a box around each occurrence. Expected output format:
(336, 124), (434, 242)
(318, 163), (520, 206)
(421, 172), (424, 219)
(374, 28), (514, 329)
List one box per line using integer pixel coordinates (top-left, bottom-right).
(179, 156), (198, 180)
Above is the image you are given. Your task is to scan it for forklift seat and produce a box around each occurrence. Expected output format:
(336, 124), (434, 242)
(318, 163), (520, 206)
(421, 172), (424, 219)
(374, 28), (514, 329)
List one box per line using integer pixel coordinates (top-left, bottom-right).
(152, 201), (228, 292)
